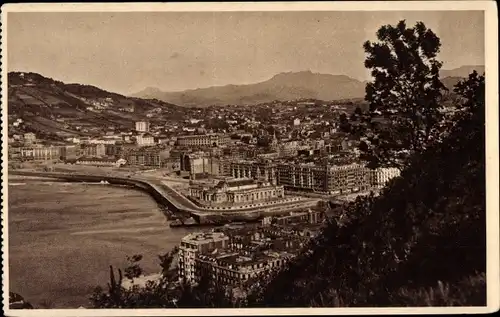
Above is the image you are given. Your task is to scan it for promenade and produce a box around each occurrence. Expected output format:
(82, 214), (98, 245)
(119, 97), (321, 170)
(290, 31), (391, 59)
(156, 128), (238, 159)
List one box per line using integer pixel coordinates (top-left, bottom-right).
(8, 170), (321, 222)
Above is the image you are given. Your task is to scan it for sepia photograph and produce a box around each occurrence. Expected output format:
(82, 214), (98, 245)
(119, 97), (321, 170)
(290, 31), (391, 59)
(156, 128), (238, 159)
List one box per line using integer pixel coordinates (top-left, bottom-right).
(1, 1), (498, 316)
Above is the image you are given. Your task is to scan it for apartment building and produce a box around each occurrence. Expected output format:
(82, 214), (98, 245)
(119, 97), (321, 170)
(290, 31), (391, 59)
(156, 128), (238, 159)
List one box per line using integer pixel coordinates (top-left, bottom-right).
(136, 134), (155, 147)
(127, 148), (170, 168)
(195, 250), (294, 287)
(178, 232), (230, 284)
(20, 146), (60, 161)
(135, 121), (150, 132)
(177, 133), (230, 147)
(326, 163), (371, 195)
(180, 152), (222, 176)
(230, 160), (372, 195)
(370, 167), (401, 189)
(60, 145), (80, 161)
(81, 143), (106, 157)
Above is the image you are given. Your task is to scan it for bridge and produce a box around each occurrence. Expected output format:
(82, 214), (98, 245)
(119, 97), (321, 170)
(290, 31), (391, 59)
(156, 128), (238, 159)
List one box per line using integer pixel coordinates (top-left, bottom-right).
(9, 171), (321, 223)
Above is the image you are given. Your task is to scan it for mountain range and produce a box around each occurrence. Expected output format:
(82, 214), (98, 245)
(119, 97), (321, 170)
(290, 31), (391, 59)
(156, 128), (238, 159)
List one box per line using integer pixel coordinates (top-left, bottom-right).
(132, 65), (485, 107)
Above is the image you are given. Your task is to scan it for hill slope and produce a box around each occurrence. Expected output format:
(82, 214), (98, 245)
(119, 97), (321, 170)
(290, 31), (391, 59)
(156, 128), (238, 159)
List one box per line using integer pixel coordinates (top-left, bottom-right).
(247, 75), (486, 307)
(440, 65), (485, 78)
(7, 72), (185, 139)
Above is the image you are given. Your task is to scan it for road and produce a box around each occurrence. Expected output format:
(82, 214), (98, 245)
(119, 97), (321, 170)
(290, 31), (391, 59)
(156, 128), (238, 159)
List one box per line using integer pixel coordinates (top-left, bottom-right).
(9, 170), (321, 217)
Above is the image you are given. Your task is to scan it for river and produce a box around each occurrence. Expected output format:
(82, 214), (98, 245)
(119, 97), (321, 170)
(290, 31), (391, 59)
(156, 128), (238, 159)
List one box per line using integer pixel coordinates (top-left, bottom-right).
(7, 177), (200, 308)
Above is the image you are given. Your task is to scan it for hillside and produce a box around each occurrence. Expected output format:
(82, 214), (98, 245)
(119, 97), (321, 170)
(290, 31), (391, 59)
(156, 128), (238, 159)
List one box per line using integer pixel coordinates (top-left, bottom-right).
(7, 72), (185, 139)
(440, 65), (485, 78)
(131, 66), (485, 107)
(132, 71), (366, 107)
(246, 74), (486, 307)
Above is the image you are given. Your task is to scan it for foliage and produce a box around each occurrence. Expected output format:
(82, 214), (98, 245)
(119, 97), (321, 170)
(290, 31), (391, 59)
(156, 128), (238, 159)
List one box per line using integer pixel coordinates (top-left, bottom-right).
(90, 249), (179, 308)
(245, 72), (486, 307)
(361, 20), (446, 169)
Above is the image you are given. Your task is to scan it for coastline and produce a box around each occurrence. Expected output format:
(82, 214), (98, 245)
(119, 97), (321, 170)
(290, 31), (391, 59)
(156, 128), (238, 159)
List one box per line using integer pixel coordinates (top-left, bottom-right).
(8, 170), (322, 227)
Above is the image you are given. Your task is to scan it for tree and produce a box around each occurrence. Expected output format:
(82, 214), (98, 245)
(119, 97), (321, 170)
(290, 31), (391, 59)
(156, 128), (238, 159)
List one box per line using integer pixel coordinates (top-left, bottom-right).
(354, 106), (363, 117)
(361, 20), (446, 169)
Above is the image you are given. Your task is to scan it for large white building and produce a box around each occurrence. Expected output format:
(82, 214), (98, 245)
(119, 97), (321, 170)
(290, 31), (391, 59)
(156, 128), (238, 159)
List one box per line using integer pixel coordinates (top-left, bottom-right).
(135, 121), (150, 133)
(189, 178), (284, 205)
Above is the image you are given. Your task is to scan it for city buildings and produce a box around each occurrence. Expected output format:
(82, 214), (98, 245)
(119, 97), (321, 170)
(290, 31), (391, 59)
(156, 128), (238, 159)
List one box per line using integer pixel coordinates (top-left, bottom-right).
(135, 121), (150, 132)
(229, 160), (373, 195)
(178, 215), (324, 288)
(20, 146), (60, 161)
(127, 148), (170, 168)
(81, 144), (106, 158)
(136, 133), (155, 147)
(60, 145), (80, 161)
(188, 177), (284, 205)
(178, 232), (230, 283)
(370, 167), (401, 189)
(180, 152), (222, 176)
(177, 133), (230, 147)
(75, 157), (127, 167)
(23, 132), (36, 145)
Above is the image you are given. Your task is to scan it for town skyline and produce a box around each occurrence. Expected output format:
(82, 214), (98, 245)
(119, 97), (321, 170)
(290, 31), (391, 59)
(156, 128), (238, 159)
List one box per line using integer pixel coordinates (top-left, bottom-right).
(7, 10), (484, 95)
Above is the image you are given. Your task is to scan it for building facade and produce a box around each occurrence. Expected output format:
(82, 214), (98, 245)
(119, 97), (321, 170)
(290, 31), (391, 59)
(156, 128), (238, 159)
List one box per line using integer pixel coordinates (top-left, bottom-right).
(136, 134), (155, 147)
(180, 152), (222, 176)
(370, 167), (401, 189)
(20, 146), (60, 161)
(178, 232), (230, 284)
(189, 178), (284, 205)
(81, 144), (106, 157)
(127, 148), (170, 168)
(230, 160), (372, 195)
(135, 121), (150, 132)
(23, 132), (36, 145)
(177, 134), (230, 147)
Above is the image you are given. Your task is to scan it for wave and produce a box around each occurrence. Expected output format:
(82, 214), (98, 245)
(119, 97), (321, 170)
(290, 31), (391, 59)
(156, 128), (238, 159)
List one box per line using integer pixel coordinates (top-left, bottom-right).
(9, 182), (27, 186)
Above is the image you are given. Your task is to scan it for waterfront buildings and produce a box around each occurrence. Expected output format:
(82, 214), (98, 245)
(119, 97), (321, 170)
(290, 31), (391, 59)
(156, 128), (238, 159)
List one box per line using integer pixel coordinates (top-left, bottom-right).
(60, 145), (80, 161)
(229, 160), (373, 195)
(177, 133), (230, 147)
(81, 143), (106, 158)
(135, 121), (150, 133)
(188, 177), (284, 205)
(75, 157), (127, 167)
(180, 152), (222, 176)
(20, 146), (60, 161)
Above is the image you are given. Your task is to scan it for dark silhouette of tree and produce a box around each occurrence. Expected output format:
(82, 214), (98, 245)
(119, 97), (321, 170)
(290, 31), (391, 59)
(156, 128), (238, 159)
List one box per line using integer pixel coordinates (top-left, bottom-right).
(361, 20), (446, 169)
(248, 71), (485, 307)
(338, 113), (351, 133)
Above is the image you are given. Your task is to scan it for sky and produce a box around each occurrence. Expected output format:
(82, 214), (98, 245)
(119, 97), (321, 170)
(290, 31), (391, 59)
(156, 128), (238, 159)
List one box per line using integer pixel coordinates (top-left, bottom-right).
(7, 10), (484, 95)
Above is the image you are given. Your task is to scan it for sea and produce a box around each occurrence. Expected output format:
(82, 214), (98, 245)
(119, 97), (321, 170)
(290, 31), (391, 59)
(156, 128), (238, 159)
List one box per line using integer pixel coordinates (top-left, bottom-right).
(7, 177), (200, 308)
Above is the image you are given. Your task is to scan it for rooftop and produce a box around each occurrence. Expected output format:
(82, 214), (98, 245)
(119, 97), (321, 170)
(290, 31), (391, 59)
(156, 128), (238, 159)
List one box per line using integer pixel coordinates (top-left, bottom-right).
(181, 231), (229, 245)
